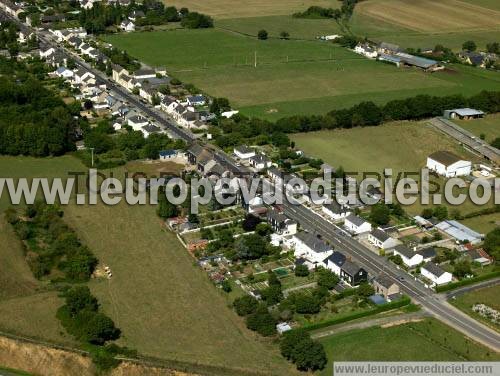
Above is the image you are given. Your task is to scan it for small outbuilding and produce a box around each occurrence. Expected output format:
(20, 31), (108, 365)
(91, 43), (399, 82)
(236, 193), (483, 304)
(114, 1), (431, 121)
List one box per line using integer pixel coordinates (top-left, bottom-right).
(443, 108), (485, 120)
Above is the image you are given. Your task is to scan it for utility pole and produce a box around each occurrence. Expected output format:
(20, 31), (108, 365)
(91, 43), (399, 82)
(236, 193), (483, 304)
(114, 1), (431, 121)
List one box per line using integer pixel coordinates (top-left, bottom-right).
(254, 51), (257, 68)
(90, 147), (95, 167)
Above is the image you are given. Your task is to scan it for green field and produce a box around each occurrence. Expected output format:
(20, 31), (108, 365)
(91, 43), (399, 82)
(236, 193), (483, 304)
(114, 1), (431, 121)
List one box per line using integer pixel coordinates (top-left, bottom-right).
(461, 213), (500, 233)
(455, 114), (500, 143)
(0, 156), (295, 375)
(450, 285), (500, 332)
(290, 120), (496, 215)
(319, 318), (500, 376)
(104, 28), (500, 120)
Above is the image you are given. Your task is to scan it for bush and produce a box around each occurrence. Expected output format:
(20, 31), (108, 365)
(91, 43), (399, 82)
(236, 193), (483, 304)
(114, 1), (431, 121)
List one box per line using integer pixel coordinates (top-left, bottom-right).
(294, 264), (310, 277)
(233, 295), (259, 316)
(246, 305), (276, 336)
(280, 329), (327, 371)
(257, 30), (268, 40)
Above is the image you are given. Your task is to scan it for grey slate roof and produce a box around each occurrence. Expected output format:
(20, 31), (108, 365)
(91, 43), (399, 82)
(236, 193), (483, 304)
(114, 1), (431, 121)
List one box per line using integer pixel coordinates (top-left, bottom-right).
(324, 251), (346, 267)
(423, 262), (446, 277)
(370, 228), (390, 242)
(393, 244), (416, 259)
(375, 274), (396, 289)
(296, 232), (331, 254)
(345, 214), (367, 227)
(341, 260), (363, 276)
(417, 247), (436, 260)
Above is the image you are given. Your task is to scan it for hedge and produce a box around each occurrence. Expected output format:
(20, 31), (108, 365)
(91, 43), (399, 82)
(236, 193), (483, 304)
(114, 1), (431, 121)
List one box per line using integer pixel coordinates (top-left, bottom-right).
(302, 296), (411, 332)
(435, 270), (500, 293)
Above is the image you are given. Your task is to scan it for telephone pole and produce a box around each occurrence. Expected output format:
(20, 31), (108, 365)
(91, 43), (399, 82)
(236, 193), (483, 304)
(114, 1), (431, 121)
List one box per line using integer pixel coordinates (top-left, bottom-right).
(254, 51), (257, 68)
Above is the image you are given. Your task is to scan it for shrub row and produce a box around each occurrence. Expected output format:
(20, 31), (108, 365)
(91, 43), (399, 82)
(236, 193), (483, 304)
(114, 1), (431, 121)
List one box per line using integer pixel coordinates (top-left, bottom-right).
(302, 296), (411, 332)
(435, 271), (500, 293)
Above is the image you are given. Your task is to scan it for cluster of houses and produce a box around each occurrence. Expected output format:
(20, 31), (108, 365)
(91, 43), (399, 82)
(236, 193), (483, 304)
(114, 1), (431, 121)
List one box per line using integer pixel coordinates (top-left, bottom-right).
(458, 51), (498, 69)
(354, 42), (444, 72)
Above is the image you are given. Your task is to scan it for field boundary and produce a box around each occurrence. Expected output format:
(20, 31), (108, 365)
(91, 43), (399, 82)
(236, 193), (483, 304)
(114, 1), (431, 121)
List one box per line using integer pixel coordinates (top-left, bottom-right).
(0, 330), (276, 376)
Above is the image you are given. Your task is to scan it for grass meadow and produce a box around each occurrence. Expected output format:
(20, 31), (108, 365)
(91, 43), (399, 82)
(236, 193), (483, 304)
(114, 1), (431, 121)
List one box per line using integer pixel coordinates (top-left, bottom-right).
(0, 156), (295, 375)
(318, 318), (500, 376)
(290, 120), (496, 216)
(450, 285), (500, 332)
(455, 114), (500, 143)
(104, 28), (500, 120)
(461, 213), (500, 233)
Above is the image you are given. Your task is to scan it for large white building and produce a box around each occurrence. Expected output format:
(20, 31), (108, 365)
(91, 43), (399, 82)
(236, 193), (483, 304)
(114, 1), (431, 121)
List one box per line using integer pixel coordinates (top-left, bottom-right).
(426, 151), (471, 177)
(344, 214), (372, 234)
(392, 245), (423, 267)
(291, 232), (333, 269)
(368, 228), (400, 250)
(421, 262), (452, 286)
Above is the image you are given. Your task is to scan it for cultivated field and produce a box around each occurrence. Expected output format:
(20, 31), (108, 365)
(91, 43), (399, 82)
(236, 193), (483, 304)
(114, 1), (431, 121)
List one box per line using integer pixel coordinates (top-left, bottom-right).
(104, 29), (500, 120)
(319, 318), (500, 376)
(451, 285), (500, 332)
(351, 0), (500, 50)
(164, 0), (339, 19)
(455, 114), (500, 143)
(357, 0), (500, 33)
(0, 156), (294, 375)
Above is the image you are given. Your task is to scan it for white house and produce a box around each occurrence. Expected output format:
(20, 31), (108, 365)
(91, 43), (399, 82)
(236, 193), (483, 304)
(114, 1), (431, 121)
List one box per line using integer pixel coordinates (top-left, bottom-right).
(421, 262), (452, 286)
(40, 47), (56, 58)
(368, 228), (400, 250)
(322, 201), (350, 221)
(249, 154), (272, 171)
(55, 66), (74, 79)
(344, 214), (372, 234)
(127, 115), (149, 131)
(291, 232), (333, 270)
(73, 69), (95, 85)
(323, 251), (367, 286)
(120, 20), (135, 32)
(323, 251), (346, 276)
(267, 209), (297, 236)
(426, 151), (471, 178)
(141, 124), (160, 138)
(354, 43), (378, 58)
(392, 245), (423, 268)
(234, 145), (255, 160)
(267, 167), (283, 183)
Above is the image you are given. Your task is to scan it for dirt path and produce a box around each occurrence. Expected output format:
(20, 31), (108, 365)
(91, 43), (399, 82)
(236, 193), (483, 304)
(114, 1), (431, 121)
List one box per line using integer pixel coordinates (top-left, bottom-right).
(310, 311), (428, 339)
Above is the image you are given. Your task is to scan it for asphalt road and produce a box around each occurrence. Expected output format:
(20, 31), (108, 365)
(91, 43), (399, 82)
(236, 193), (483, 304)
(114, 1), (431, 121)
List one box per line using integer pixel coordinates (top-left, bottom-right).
(282, 201), (500, 352)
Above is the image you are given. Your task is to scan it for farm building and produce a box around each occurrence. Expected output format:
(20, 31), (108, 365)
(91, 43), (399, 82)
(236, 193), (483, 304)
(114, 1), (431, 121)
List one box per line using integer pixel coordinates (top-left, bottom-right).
(443, 108), (485, 120)
(435, 220), (483, 245)
(426, 151), (471, 177)
(354, 43), (378, 58)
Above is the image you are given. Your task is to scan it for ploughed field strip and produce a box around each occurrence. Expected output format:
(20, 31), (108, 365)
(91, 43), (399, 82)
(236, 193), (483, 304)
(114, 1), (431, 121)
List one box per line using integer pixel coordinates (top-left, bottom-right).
(357, 0), (500, 33)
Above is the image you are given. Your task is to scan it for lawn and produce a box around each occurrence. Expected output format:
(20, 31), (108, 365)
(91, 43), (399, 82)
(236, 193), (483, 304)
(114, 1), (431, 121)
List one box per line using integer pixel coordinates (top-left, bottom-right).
(0, 155), (295, 375)
(455, 114), (500, 143)
(104, 29), (500, 120)
(163, 0), (339, 19)
(450, 285), (500, 332)
(319, 318), (500, 376)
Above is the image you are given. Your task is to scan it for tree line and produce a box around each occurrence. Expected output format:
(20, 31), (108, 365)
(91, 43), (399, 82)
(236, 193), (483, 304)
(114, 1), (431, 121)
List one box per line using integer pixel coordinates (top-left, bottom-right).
(0, 58), (78, 157)
(6, 202), (98, 282)
(211, 90), (500, 149)
(79, 0), (213, 33)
